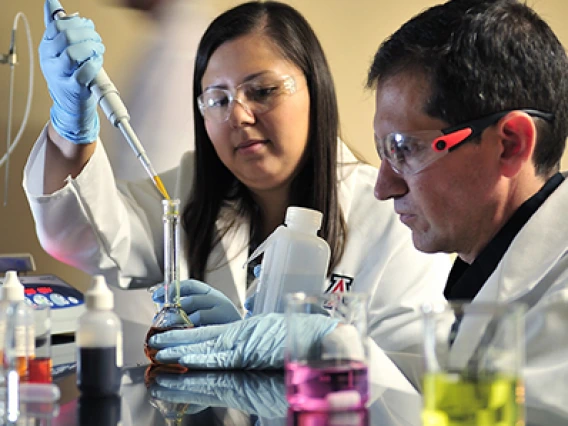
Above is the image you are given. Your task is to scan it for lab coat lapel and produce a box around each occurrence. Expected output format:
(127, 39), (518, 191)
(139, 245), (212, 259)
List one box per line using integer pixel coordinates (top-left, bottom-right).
(450, 177), (568, 367)
(205, 207), (249, 311)
(336, 141), (358, 222)
(476, 176), (568, 306)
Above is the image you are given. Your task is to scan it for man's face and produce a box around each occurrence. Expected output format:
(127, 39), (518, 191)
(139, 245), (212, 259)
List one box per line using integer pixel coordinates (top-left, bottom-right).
(373, 72), (504, 262)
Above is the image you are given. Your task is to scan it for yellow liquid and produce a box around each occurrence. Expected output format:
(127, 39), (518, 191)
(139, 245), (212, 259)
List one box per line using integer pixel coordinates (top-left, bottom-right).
(153, 175), (171, 200)
(422, 372), (524, 426)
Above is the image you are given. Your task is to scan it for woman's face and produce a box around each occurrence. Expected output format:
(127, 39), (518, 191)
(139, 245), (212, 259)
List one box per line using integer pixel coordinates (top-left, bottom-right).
(201, 33), (310, 196)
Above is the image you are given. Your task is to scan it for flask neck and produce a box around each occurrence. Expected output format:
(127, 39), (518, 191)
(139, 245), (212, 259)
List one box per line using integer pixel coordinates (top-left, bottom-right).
(163, 199), (181, 306)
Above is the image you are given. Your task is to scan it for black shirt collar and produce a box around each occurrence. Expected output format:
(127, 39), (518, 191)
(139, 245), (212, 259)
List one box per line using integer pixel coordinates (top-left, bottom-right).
(444, 172), (565, 301)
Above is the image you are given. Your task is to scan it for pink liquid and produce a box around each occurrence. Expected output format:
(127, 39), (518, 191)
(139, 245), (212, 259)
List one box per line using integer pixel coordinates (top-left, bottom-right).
(287, 408), (369, 426)
(286, 360), (369, 411)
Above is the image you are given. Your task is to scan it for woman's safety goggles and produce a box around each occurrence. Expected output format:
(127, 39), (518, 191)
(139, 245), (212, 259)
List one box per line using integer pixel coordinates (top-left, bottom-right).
(375, 109), (554, 175)
(197, 74), (297, 123)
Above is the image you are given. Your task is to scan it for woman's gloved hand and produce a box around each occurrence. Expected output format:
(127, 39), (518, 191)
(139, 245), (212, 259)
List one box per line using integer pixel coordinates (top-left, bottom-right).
(244, 293), (255, 319)
(148, 313), (339, 369)
(152, 279), (242, 326)
(39, 0), (103, 143)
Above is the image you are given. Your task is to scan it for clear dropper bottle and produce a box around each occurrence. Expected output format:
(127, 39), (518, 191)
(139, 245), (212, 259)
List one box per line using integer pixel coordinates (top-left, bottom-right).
(145, 199), (193, 367)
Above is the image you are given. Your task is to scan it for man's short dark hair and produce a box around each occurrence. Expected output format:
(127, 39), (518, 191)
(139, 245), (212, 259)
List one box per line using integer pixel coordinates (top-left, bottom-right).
(367, 0), (568, 177)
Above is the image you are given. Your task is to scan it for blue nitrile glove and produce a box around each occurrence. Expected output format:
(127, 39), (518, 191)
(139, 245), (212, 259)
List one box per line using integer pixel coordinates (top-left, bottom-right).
(149, 313), (339, 369)
(243, 264), (261, 318)
(244, 294), (256, 319)
(152, 279), (242, 326)
(39, 0), (103, 143)
(149, 371), (287, 418)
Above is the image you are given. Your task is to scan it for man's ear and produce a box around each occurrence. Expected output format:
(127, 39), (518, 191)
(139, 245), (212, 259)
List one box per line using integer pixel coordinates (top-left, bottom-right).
(496, 111), (536, 178)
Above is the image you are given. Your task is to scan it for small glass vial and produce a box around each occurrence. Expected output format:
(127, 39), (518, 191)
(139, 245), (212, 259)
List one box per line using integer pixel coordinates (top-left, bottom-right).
(76, 275), (123, 396)
(145, 199), (193, 366)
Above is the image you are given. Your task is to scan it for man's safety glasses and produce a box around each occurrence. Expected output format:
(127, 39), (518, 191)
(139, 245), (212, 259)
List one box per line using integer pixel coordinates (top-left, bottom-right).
(375, 109), (554, 175)
(197, 74), (298, 123)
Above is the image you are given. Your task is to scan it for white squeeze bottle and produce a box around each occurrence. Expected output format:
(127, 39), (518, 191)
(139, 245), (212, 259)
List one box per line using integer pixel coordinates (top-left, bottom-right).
(250, 207), (331, 315)
(77, 275), (123, 396)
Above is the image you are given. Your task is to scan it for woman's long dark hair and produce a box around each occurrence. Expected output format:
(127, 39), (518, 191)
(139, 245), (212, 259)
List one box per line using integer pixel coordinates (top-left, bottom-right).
(184, 1), (346, 280)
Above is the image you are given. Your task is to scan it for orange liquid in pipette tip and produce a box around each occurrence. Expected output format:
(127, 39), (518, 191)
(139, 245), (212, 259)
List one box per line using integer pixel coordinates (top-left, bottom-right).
(153, 176), (171, 200)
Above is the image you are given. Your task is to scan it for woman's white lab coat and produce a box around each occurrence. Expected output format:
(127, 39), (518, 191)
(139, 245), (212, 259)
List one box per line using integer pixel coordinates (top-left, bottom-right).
(23, 126), (451, 367)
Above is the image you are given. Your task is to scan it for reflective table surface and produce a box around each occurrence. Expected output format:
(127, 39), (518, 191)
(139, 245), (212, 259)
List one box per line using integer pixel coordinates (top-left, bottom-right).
(51, 365), (422, 426)
(34, 333), (423, 426)
(51, 366), (421, 426)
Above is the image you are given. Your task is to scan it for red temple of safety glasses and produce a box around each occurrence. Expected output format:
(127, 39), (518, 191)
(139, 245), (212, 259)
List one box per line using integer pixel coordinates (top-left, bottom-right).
(431, 109), (554, 153)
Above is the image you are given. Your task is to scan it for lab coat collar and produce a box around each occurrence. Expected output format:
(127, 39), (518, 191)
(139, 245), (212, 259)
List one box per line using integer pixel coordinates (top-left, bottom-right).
(475, 175), (568, 306)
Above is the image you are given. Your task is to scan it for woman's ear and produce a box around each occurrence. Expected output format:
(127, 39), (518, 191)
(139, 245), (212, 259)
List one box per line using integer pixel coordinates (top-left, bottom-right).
(496, 111), (536, 178)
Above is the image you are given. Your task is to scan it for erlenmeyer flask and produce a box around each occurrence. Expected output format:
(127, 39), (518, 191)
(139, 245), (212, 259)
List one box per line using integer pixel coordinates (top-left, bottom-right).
(144, 198), (193, 369)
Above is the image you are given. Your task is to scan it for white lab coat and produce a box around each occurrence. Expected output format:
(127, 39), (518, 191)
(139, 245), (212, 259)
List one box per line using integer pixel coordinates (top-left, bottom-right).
(388, 175), (568, 424)
(23, 125), (451, 368)
(464, 174), (568, 424)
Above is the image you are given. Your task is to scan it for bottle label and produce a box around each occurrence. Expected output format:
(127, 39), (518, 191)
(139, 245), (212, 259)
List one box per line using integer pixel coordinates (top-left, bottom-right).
(14, 324), (35, 357)
(116, 330), (123, 367)
(0, 321), (5, 351)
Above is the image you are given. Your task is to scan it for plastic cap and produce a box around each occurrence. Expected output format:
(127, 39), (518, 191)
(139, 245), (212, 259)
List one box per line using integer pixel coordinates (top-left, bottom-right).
(285, 207), (323, 231)
(1, 270), (25, 301)
(85, 275), (114, 310)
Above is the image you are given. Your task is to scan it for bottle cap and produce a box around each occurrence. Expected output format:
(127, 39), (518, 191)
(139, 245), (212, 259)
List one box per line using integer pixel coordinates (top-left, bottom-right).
(285, 207), (323, 231)
(85, 275), (114, 310)
(0, 270), (25, 301)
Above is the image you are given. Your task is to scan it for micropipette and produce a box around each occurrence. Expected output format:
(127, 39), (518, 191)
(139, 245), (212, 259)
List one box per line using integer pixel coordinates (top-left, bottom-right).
(49, 2), (170, 201)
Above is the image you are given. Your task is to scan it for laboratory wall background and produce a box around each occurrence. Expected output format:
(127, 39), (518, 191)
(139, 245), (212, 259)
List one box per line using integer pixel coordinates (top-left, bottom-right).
(1, 0), (568, 293)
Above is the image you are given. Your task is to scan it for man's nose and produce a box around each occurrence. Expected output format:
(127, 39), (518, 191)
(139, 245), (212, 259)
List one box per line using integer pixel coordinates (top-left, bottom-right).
(374, 160), (408, 200)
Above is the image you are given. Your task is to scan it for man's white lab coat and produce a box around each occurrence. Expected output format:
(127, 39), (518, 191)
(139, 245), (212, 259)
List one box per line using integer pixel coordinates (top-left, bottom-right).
(466, 175), (568, 424)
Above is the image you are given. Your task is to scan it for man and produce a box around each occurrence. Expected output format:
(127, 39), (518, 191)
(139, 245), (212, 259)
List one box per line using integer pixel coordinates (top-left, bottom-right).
(367, 0), (568, 422)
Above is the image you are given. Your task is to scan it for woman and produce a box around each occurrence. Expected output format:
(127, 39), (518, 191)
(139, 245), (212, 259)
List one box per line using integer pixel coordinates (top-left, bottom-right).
(25, 0), (449, 367)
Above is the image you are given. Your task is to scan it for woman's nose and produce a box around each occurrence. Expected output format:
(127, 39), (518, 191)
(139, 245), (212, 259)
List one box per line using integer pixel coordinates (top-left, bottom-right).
(227, 98), (255, 127)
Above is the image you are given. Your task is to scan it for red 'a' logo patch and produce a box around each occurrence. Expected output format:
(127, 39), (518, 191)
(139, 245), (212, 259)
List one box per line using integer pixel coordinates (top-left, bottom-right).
(325, 274), (354, 294)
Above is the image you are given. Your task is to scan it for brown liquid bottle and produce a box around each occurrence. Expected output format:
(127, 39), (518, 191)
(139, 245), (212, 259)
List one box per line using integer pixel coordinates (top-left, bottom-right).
(144, 324), (191, 373)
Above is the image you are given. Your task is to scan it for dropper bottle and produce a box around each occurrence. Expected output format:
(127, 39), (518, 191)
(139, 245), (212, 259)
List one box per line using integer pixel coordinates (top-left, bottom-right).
(1, 270), (34, 379)
(76, 275), (123, 396)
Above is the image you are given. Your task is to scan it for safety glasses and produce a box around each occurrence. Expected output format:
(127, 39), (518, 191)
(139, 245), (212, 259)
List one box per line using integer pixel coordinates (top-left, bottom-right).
(197, 73), (297, 123)
(376, 109), (554, 175)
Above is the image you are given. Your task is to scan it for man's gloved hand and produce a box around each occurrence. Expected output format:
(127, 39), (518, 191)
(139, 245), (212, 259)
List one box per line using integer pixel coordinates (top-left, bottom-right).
(39, 0), (103, 143)
(148, 313), (339, 369)
(148, 371), (287, 418)
(152, 279), (242, 326)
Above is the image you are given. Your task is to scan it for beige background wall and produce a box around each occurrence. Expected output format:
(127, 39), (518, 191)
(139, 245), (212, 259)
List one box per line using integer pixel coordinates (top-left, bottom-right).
(0, 0), (567, 293)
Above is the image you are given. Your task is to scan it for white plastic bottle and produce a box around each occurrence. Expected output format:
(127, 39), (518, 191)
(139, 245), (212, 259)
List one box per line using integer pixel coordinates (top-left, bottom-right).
(77, 275), (123, 396)
(251, 207), (331, 315)
(0, 270), (35, 379)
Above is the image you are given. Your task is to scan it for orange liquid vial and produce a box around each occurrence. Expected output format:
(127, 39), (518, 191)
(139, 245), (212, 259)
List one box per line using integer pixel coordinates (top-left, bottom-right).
(28, 357), (53, 383)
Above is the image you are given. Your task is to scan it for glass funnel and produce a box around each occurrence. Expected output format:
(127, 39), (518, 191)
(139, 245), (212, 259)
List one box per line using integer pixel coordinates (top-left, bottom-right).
(145, 198), (193, 367)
